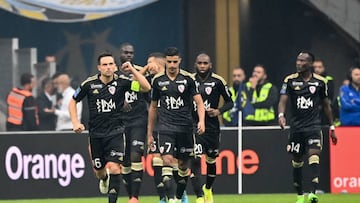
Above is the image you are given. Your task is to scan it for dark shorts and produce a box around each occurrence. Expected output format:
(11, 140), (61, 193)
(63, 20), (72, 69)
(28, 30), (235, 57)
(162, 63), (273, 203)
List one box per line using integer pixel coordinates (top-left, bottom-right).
(287, 130), (323, 155)
(89, 128), (125, 170)
(148, 131), (160, 154)
(194, 131), (221, 158)
(158, 130), (194, 160)
(123, 125), (146, 165)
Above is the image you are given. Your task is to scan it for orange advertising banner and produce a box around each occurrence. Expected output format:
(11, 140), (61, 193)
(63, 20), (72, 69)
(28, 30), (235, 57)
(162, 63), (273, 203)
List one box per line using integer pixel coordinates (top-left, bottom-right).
(330, 127), (360, 193)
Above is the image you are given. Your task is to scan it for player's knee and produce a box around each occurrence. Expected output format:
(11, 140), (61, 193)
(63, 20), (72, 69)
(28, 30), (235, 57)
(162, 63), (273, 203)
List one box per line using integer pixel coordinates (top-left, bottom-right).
(107, 162), (121, 174)
(162, 155), (173, 166)
(308, 154), (319, 165)
(292, 160), (304, 168)
(206, 156), (216, 164)
(152, 156), (163, 167)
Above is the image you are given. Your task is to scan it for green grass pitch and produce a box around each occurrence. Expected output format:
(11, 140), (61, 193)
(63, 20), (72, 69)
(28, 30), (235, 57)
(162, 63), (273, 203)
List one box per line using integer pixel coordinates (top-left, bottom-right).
(1, 194), (360, 203)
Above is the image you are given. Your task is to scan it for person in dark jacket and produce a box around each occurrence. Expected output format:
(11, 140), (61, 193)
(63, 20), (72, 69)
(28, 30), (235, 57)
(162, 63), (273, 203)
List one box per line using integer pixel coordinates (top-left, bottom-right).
(37, 77), (57, 130)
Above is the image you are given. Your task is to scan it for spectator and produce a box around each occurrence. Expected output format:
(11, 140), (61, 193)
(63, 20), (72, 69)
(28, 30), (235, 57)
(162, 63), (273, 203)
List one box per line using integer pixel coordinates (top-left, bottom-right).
(36, 77), (57, 131)
(244, 64), (278, 126)
(222, 67), (246, 126)
(53, 73), (82, 130)
(313, 59), (335, 126)
(339, 67), (360, 126)
(6, 73), (39, 131)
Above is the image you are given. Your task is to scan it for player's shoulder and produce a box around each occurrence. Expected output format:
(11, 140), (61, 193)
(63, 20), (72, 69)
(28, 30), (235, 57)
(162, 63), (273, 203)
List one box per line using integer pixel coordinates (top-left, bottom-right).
(283, 73), (299, 82)
(313, 73), (327, 83)
(151, 71), (166, 83)
(211, 73), (227, 85)
(180, 69), (195, 80)
(81, 74), (99, 86)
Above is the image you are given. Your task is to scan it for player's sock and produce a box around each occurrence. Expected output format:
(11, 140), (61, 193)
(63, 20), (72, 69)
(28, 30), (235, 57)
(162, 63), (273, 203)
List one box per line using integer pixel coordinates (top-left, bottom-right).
(162, 166), (175, 199)
(173, 164), (179, 183)
(205, 157), (216, 189)
(309, 155), (320, 194)
(292, 160), (304, 195)
(131, 162), (143, 199)
(153, 157), (166, 200)
(190, 157), (203, 197)
(175, 168), (189, 199)
(108, 174), (120, 203)
(121, 166), (132, 199)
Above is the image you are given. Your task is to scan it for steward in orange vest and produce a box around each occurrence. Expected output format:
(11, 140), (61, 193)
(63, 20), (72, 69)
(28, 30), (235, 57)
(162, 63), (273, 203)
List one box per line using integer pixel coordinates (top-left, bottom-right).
(6, 73), (39, 131)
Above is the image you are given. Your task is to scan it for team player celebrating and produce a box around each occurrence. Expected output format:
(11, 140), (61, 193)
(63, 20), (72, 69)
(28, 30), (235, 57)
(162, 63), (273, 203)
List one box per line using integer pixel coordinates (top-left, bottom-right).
(69, 52), (150, 203)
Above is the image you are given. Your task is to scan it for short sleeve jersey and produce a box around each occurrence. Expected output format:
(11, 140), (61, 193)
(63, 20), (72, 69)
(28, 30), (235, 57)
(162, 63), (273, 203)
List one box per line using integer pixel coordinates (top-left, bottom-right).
(194, 72), (232, 132)
(280, 73), (328, 132)
(73, 74), (133, 137)
(151, 70), (199, 133)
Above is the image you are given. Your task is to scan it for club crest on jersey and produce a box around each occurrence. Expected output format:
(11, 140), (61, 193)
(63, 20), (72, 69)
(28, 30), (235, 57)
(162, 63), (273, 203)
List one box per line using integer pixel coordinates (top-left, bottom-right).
(108, 86), (116, 95)
(309, 86), (316, 94)
(178, 84), (185, 93)
(205, 87), (212, 95)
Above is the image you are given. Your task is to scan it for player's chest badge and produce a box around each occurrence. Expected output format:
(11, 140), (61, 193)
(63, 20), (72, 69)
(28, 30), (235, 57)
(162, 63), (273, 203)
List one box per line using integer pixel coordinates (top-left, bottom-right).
(309, 86), (316, 94)
(205, 87), (212, 95)
(178, 84), (185, 93)
(108, 86), (116, 95)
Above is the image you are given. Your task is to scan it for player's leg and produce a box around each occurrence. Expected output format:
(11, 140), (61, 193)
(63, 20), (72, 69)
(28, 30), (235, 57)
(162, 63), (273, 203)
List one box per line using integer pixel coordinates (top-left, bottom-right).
(190, 133), (204, 202)
(122, 127), (132, 199)
(150, 132), (166, 202)
(129, 126), (147, 202)
(174, 131), (193, 202)
(306, 131), (322, 203)
(287, 132), (306, 203)
(202, 132), (220, 203)
(159, 132), (177, 201)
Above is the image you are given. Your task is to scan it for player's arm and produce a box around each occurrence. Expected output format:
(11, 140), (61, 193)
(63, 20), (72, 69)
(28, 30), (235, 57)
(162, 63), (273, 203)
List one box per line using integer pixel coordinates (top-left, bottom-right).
(278, 94), (288, 129)
(69, 98), (85, 134)
(147, 101), (158, 146)
(122, 62), (151, 92)
(323, 98), (338, 145)
(208, 81), (233, 117)
(193, 94), (205, 134)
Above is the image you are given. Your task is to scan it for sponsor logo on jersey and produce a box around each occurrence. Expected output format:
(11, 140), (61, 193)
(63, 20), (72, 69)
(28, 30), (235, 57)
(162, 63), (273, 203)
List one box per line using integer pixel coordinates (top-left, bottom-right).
(292, 81), (303, 86)
(90, 84), (103, 89)
(308, 82), (319, 86)
(176, 79), (187, 84)
(204, 82), (215, 87)
(158, 81), (169, 86)
(297, 96), (313, 109)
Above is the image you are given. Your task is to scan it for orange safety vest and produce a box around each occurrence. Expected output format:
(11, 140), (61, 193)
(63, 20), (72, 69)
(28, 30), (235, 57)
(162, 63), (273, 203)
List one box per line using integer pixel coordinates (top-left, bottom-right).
(7, 88), (39, 125)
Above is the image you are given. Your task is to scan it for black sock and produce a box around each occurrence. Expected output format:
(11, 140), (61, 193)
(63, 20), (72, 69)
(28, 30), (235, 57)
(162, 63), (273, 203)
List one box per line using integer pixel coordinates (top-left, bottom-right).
(153, 157), (166, 200)
(162, 166), (174, 199)
(121, 166), (132, 199)
(206, 162), (216, 189)
(108, 174), (120, 203)
(131, 162), (143, 199)
(292, 160), (304, 195)
(190, 157), (203, 197)
(176, 168), (189, 199)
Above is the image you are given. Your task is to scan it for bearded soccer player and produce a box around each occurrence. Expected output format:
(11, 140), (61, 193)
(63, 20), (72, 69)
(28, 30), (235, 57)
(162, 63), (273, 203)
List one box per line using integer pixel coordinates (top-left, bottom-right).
(278, 51), (337, 203)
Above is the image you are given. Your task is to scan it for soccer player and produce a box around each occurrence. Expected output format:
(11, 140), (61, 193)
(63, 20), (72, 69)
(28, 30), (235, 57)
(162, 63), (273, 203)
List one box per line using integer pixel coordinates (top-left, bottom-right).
(147, 47), (205, 203)
(278, 51), (338, 203)
(69, 52), (151, 203)
(117, 42), (147, 203)
(190, 53), (233, 203)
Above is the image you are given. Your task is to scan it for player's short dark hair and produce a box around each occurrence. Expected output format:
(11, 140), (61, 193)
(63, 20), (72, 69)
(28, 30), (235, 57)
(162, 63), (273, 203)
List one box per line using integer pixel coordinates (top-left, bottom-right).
(148, 52), (165, 59)
(20, 73), (33, 86)
(164, 47), (180, 57)
(300, 51), (315, 62)
(120, 42), (133, 50)
(97, 51), (114, 64)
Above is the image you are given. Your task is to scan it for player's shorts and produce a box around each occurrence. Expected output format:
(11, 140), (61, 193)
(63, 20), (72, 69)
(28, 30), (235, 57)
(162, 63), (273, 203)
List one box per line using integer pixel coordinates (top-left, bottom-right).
(148, 131), (160, 154)
(89, 127), (125, 170)
(123, 125), (146, 165)
(158, 130), (194, 160)
(287, 130), (323, 155)
(194, 131), (221, 159)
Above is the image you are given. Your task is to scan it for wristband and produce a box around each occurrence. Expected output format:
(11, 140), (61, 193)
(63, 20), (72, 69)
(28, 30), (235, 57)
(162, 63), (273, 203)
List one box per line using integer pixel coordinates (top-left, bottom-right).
(330, 125), (335, 131)
(278, 112), (284, 118)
